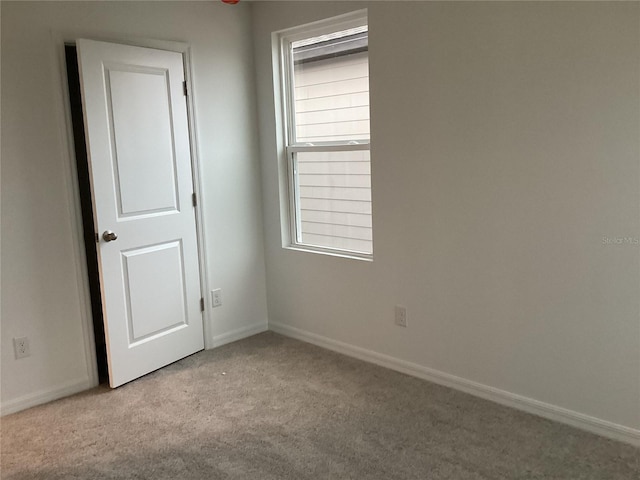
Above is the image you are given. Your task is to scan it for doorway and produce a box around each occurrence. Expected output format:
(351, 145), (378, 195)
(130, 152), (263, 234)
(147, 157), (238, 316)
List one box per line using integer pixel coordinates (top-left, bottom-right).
(64, 40), (206, 388)
(65, 44), (109, 384)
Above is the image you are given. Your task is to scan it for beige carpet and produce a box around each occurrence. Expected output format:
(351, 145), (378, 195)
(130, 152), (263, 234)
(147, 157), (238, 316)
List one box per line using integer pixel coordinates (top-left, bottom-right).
(1, 332), (638, 479)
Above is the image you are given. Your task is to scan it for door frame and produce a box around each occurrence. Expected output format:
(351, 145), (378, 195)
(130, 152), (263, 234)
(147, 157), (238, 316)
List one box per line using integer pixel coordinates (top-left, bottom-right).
(51, 30), (212, 388)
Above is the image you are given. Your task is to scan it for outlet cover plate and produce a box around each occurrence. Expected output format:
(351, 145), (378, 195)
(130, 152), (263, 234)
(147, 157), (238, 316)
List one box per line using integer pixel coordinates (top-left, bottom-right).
(211, 289), (222, 308)
(394, 305), (407, 328)
(13, 337), (30, 359)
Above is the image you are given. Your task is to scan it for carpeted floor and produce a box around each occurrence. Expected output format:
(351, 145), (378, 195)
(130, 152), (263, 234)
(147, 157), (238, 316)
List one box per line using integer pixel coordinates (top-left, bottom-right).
(1, 332), (638, 479)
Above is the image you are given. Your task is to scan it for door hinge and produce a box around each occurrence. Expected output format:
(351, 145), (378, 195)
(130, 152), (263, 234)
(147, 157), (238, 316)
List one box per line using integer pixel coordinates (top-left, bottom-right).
(183, 81), (188, 97)
(200, 297), (205, 312)
(192, 192), (197, 207)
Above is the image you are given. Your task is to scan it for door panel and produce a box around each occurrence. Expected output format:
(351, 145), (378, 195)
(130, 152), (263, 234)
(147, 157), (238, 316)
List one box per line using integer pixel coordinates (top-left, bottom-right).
(77, 39), (203, 388)
(122, 240), (188, 343)
(108, 67), (179, 217)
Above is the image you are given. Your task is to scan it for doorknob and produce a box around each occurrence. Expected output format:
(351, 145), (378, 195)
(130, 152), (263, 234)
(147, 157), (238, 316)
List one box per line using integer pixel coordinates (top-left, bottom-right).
(102, 230), (118, 242)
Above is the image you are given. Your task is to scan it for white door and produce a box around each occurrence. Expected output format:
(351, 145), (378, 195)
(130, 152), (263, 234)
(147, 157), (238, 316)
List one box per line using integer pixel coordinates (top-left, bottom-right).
(77, 39), (204, 387)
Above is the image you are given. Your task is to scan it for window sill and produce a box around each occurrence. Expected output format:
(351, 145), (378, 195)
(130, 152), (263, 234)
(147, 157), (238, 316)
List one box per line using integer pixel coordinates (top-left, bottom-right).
(284, 245), (373, 262)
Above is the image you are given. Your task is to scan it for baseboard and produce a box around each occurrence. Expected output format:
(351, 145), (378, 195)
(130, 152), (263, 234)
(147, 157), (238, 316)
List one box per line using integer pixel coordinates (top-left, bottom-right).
(0, 376), (95, 417)
(209, 321), (268, 349)
(269, 322), (640, 447)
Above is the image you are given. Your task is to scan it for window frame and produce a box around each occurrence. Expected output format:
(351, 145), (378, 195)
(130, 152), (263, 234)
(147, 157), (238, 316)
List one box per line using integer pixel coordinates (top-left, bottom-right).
(276, 10), (372, 260)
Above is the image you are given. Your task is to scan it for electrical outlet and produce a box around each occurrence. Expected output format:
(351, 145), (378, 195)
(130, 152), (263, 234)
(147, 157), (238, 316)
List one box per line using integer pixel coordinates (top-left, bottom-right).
(211, 289), (222, 308)
(394, 305), (408, 328)
(13, 337), (30, 359)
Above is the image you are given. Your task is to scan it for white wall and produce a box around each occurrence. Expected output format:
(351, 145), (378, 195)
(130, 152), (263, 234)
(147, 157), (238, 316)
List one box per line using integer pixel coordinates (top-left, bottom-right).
(1, 1), (268, 413)
(253, 1), (640, 442)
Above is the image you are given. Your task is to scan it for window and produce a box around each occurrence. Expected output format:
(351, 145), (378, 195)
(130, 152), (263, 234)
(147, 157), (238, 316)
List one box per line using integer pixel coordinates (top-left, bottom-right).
(278, 11), (372, 258)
